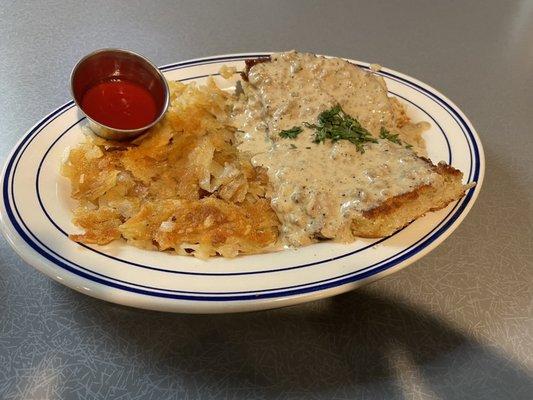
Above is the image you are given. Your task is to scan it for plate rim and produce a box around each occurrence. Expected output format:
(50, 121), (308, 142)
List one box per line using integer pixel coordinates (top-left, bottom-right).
(0, 52), (485, 313)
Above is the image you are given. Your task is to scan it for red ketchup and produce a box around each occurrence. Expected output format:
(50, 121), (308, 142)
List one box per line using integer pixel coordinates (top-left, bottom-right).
(81, 78), (157, 130)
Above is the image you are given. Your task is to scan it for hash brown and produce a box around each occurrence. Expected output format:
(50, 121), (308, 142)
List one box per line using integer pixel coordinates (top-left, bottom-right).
(62, 79), (279, 258)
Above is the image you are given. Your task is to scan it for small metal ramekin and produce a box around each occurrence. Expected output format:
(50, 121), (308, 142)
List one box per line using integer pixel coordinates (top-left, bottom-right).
(70, 48), (170, 141)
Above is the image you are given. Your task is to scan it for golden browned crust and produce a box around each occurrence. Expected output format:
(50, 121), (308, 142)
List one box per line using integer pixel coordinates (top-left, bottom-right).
(363, 160), (464, 219)
(362, 184), (433, 220)
(353, 161), (471, 238)
(69, 207), (123, 245)
(433, 161), (463, 177)
(118, 197), (279, 257)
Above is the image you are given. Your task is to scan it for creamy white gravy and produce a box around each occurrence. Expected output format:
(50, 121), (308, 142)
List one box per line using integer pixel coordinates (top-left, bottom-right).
(232, 51), (436, 246)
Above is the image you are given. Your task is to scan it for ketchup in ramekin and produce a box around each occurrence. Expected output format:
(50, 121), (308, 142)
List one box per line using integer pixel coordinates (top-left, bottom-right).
(81, 78), (158, 130)
(71, 49), (169, 141)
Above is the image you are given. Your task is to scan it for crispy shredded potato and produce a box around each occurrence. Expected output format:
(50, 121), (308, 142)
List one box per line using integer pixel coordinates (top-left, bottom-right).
(62, 79), (279, 258)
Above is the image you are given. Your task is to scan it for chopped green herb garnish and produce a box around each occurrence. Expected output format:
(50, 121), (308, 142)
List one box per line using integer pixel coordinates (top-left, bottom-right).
(379, 126), (413, 149)
(290, 143), (297, 149)
(305, 104), (377, 153)
(379, 127), (401, 144)
(279, 126), (303, 139)
(278, 106), (413, 153)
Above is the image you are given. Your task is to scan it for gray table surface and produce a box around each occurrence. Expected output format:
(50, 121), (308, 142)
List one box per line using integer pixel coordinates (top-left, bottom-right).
(1, 0), (532, 399)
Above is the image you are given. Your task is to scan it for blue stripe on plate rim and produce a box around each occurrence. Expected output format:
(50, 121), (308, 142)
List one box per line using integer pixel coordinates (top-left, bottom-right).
(1, 54), (482, 301)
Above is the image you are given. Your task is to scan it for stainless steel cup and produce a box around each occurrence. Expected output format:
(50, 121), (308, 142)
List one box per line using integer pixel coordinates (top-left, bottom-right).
(70, 48), (170, 141)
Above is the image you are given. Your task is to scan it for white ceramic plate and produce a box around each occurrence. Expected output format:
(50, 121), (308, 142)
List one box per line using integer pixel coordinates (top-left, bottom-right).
(0, 53), (484, 313)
